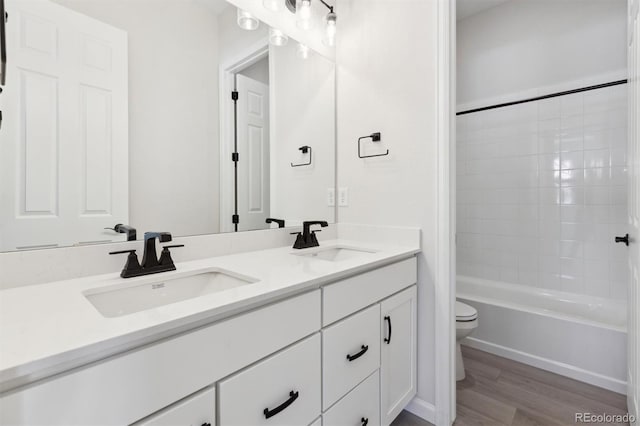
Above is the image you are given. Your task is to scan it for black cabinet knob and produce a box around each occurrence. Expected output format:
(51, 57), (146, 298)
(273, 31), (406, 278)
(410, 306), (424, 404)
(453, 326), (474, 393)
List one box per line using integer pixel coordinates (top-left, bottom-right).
(361, 417), (369, 426)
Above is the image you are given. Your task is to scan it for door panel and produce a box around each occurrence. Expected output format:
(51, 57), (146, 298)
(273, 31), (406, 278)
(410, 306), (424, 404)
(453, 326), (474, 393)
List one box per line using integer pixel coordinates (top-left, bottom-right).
(236, 74), (270, 232)
(628, 0), (639, 422)
(0, 0), (128, 250)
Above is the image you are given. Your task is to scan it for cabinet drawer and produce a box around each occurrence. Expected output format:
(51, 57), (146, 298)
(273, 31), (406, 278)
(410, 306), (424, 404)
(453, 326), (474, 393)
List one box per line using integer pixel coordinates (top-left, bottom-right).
(132, 386), (215, 426)
(323, 371), (380, 426)
(322, 305), (380, 409)
(323, 258), (416, 326)
(218, 334), (321, 426)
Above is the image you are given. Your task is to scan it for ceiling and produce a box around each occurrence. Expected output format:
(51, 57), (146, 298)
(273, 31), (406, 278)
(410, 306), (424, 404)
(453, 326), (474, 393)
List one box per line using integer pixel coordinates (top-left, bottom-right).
(457, 0), (512, 21)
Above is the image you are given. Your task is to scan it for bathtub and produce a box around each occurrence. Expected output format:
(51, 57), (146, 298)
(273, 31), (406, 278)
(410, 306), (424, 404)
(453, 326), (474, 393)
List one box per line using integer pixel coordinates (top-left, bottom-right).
(457, 275), (627, 393)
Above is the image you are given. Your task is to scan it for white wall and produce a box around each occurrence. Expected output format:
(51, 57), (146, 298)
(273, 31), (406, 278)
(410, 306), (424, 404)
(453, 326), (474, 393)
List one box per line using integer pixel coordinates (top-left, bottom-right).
(457, 0), (628, 107)
(53, 0), (222, 236)
(457, 84), (629, 299)
(336, 0), (439, 411)
(270, 42), (335, 225)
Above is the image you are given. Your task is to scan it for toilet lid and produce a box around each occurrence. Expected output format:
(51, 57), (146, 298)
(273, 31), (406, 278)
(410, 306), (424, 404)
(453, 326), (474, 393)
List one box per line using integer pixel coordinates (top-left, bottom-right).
(456, 301), (477, 321)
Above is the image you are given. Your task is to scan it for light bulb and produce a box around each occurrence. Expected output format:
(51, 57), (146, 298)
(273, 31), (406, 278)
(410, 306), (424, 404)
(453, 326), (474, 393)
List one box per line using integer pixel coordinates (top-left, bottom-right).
(296, 0), (312, 30)
(323, 11), (336, 46)
(237, 8), (259, 31)
(263, 0), (281, 12)
(296, 43), (310, 59)
(269, 28), (289, 46)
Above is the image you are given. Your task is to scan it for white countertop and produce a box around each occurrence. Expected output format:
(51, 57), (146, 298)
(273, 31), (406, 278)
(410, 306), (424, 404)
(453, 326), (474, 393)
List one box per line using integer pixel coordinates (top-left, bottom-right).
(0, 239), (419, 392)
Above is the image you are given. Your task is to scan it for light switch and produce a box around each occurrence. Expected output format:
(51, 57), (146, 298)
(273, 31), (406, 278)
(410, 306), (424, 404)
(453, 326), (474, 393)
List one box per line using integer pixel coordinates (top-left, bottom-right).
(338, 187), (348, 206)
(327, 188), (335, 206)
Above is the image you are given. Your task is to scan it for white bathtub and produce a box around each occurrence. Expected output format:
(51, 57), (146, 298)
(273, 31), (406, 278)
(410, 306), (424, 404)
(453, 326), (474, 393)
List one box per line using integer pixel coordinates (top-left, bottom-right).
(457, 275), (627, 393)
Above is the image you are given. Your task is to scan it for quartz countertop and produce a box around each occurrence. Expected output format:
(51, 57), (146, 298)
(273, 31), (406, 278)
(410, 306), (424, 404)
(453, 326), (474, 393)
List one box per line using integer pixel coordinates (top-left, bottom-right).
(0, 237), (419, 392)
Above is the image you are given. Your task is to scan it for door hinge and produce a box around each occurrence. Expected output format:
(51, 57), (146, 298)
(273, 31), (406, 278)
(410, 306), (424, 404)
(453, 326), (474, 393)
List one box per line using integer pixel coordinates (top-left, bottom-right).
(231, 90), (238, 101)
(232, 152), (239, 162)
(232, 214), (239, 224)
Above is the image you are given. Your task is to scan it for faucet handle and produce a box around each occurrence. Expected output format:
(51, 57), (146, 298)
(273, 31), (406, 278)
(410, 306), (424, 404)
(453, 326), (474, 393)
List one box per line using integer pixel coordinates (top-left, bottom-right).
(109, 249), (142, 278)
(109, 249), (137, 255)
(159, 244), (184, 267)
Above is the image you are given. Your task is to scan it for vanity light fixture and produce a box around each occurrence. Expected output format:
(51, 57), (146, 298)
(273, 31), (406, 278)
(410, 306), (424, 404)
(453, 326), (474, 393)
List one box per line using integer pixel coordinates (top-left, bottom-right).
(237, 8), (259, 31)
(296, 43), (310, 59)
(269, 28), (289, 46)
(323, 11), (336, 46)
(263, 0), (282, 12)
(295, 0), (313, 29)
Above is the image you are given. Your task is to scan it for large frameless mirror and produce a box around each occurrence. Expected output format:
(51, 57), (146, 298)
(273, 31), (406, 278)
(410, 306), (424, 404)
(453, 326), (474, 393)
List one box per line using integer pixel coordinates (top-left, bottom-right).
(0, 0), (336, 251)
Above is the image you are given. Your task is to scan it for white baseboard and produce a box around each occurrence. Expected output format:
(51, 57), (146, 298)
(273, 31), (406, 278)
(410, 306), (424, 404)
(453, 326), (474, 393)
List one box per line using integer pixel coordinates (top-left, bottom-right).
(405, 397), (436, 425)
(464, 337), (627, 395)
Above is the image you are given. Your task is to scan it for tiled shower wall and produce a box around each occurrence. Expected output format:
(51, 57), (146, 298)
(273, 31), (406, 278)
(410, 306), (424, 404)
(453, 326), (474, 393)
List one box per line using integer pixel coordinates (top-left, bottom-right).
(456, 84), (628, 299)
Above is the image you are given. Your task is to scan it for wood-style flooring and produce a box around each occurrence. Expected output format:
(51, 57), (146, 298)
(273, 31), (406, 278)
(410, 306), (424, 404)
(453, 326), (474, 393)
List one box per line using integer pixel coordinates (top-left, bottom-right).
(390, 345), (630, 426)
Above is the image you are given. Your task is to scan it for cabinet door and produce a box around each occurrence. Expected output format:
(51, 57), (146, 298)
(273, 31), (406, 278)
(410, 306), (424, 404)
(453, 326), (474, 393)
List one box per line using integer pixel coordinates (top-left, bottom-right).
(380, 286), (417, 426)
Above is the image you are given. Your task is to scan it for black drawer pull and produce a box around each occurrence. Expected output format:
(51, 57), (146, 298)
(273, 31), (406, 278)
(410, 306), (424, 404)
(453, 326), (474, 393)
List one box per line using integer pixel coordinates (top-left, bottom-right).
(361, 417), (369, 426)
(201, 423), (211, 426)
(346, 345), (369, 362)
(384, 315), (392, 344)
(263, 390), (299, 419)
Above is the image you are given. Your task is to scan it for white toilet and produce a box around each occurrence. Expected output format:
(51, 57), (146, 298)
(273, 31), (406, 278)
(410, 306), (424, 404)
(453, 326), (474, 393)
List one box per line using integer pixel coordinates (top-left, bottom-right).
(455, 301), (478, 381)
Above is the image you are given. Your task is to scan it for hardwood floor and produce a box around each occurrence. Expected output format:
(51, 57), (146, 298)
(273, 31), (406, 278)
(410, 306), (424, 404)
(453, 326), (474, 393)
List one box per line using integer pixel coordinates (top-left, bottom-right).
(390, 345), (629, 426)
(456, 346), (629, 426)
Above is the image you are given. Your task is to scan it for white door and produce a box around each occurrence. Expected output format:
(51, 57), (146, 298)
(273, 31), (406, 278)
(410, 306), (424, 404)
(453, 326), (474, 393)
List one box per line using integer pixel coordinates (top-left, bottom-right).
(235, 74), (270, 232)
(628, 0), (640, 422)
(0, 0), (128, 251)
(380, 286), (417, 426)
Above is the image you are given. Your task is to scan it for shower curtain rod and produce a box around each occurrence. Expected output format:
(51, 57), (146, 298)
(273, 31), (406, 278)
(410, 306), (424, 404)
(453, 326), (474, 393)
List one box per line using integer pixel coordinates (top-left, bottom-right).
(456, 79), (628, 116)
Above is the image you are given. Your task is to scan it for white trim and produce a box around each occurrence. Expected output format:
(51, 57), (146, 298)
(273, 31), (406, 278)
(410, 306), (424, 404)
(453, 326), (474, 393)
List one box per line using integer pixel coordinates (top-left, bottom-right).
(405, 397), (436, 425)
(463, 338), (628, 395)
(435, 0), (456, 425)
(218, 37), (270, 233)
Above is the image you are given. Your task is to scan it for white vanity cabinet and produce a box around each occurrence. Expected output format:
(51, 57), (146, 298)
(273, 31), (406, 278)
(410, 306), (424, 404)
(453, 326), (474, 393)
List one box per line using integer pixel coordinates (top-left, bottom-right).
(0, 257), (417, 426)
(380, 286), (418, 426)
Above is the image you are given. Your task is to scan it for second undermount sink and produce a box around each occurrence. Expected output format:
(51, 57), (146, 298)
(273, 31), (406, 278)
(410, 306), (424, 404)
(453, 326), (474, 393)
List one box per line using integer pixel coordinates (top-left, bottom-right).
(294, 246), (377, 262)
(84, 269), (258, 318)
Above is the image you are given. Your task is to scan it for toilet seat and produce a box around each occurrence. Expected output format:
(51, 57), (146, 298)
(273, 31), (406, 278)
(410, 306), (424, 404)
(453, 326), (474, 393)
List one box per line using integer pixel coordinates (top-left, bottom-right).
(456, 301), (477, 322)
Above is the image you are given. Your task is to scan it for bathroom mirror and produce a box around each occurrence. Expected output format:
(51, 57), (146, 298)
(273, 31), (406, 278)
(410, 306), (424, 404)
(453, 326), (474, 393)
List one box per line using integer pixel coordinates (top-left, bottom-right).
(0, 0), (336, 252)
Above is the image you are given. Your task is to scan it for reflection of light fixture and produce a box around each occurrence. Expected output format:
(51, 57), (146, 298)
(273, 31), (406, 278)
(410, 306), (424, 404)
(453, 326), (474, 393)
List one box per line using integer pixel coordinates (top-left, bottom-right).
(263, 0), (282, 12)
(323, 11), (336, 46)
(269, 28), (289, 46)
(296, 43), (310, 59)
(296, 0), (312, 30)
(237, 8), (259, 30)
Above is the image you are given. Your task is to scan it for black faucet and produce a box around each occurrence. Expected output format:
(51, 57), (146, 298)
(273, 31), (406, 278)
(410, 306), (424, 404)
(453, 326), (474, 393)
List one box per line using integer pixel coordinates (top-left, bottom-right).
(104, 224), (137, 241)
(109, 232), (184, 278)
(292, 221), (328, 249)
(266, 218), (286, 228)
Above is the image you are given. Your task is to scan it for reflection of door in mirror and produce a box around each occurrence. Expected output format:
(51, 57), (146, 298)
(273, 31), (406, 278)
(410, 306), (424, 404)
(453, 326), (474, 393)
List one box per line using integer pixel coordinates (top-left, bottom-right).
(235, 66), (270, 232)
(0, 0), (128, 251)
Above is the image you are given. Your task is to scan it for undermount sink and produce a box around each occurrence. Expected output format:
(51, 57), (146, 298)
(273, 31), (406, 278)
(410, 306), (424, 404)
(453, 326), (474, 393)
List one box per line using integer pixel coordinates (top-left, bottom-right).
(293, 246), (377, 262)
(84, 269), (258, 318)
